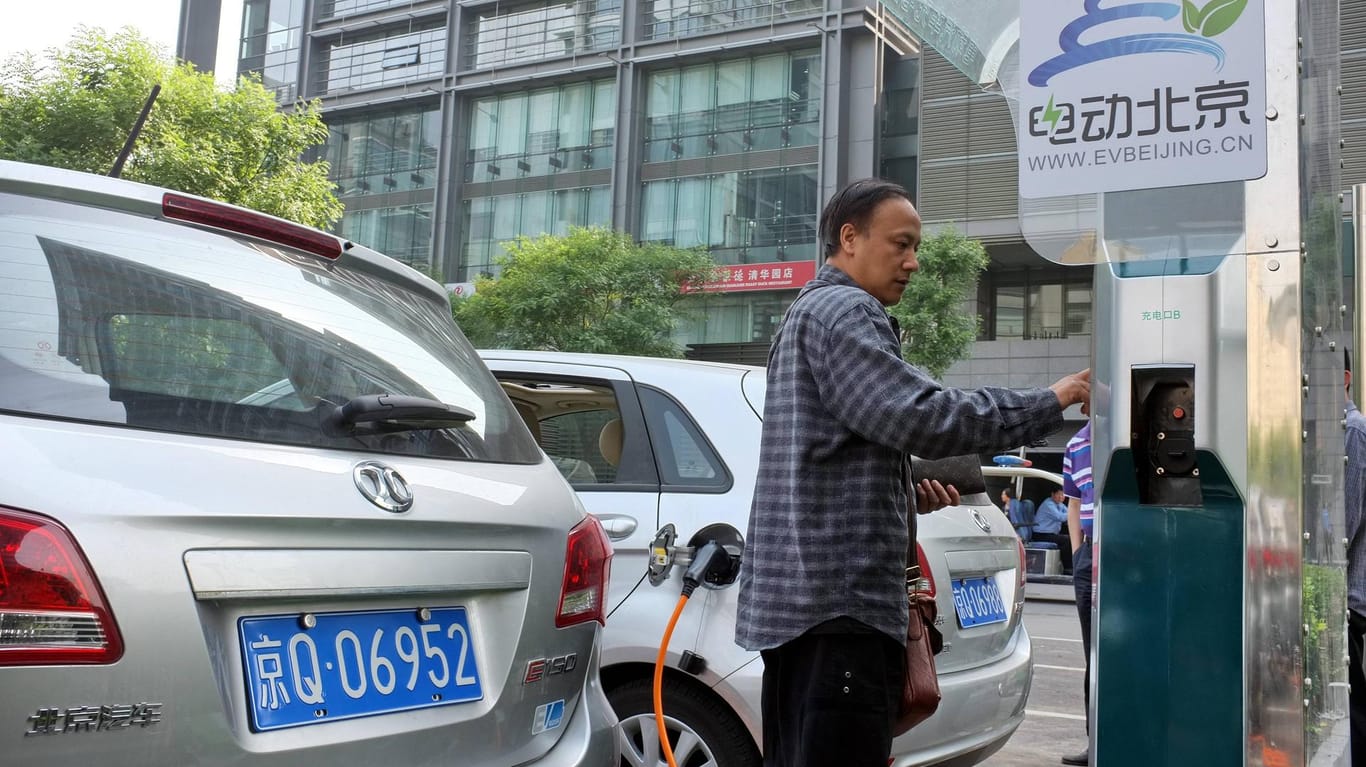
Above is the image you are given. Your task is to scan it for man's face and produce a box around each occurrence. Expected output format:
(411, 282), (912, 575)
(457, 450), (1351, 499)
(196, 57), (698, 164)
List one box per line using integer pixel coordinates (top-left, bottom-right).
(833, 197), (923, 306)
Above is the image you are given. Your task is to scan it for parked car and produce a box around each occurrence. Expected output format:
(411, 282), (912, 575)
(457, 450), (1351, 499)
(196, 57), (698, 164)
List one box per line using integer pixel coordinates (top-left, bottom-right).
(0, 160), (616, 766)
(480, 350), (1034, 767)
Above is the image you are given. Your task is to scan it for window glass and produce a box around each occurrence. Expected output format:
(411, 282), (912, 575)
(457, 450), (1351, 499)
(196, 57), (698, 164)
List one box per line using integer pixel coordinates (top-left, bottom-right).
(639, 387), (727, 488)
(995, 285), (1026, 340)
(560, 83), (591, 148)
(0, 194), (538, 463)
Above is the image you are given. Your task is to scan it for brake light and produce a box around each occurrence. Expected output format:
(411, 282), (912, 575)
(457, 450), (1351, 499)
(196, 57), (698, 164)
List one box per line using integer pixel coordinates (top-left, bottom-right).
(910, 542), (936, 598)
(162, 193), (343, 260)
(0, 508), (123, 665)
(557, 515), (613, 628)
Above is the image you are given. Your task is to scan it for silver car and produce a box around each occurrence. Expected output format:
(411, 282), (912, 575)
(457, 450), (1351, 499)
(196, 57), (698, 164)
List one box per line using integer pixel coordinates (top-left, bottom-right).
(480, 351), (1032, 767)
(0, 161), (616, 766)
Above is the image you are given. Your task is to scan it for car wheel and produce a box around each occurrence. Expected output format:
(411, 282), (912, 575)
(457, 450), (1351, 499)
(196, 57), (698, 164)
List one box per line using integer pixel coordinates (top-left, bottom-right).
(609, 677), (760, 767)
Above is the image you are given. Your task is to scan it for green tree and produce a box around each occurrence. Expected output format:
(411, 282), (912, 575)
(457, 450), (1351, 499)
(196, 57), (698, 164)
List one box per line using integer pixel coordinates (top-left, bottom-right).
(890, 228), (990, 378)
(0, 27), (341, 229)
(453, 227), (717, 357)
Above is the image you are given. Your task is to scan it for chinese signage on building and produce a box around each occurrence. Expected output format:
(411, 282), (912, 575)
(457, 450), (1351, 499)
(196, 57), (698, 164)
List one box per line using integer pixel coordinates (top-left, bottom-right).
(1018, 0), (1267, 198)
(687, 260), (816, 294)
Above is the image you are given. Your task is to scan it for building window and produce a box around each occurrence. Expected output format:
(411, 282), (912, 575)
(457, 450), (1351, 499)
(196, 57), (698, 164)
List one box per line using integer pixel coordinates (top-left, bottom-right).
(672, 290), (798, 346)
(324, 106), (441, 198)
(986, 273), (1093, 341)
(466, 80), (615, 182)
(238, 0), (305, 102)
(323, 105), (441, 269)
(644, 51), (821, 162)
(642, 0), (820, 40)
(640, 167), (818, 265)
(880, 56), (919, 203)
(464, 0), (622, 70)
(338, 203), (435, 269)
(315, 21), (447, 95)
(460, 187), (612, 279)
(319, 0), (416, 19)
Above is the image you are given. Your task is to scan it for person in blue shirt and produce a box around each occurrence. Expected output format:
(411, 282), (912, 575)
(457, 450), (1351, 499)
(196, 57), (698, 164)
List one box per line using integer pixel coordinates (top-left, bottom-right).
(1033, 487), (1073, 573)
(1001, 487), (1030, 541)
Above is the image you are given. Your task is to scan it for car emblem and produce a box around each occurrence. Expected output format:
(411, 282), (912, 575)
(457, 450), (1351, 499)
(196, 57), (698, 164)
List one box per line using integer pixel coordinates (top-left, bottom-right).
(970, 510), (992, 533)
(353, 461), (413, 513)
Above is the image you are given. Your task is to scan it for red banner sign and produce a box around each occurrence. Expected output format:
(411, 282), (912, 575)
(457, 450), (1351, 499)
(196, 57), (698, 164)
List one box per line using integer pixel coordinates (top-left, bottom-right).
(688, 260), (817, 293)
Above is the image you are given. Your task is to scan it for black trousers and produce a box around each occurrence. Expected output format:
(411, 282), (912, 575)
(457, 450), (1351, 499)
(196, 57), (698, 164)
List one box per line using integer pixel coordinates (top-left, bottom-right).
(1350, 611), (1366, 766)
(1073, 541), (1093, 735)
(760, 618), (905, 767)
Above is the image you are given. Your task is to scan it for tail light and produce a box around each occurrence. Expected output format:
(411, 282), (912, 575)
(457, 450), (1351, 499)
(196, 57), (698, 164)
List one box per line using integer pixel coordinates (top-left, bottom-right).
(1015, 537), (1028, 595)
(909, 542), (936, 597)
(0, 508), (123, 665)
(556, 515), (613, 628)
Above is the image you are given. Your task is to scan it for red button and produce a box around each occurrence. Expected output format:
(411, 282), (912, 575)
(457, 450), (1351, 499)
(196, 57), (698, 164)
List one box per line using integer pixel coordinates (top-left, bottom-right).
(1172, 407), (1186, 420)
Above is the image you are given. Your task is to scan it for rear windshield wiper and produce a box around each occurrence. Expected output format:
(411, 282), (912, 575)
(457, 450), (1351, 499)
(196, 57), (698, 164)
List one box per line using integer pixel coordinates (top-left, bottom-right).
(323, 394), (476, 436)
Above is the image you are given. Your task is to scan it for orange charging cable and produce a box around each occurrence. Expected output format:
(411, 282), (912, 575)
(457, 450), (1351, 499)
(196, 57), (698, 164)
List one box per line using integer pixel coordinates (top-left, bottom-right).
(653, 593), (690, 767)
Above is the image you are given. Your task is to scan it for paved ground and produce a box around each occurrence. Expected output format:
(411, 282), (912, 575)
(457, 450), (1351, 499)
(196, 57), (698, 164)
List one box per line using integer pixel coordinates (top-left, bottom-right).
(979, 589), (1089, 767)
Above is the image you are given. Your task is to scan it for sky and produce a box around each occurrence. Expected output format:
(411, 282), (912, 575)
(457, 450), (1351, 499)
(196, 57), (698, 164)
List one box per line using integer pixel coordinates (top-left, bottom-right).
(1, 0), (241, 86)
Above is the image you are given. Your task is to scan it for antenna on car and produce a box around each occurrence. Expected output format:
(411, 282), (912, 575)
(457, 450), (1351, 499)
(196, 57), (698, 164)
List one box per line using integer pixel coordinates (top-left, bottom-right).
(109, 84), (161, 179)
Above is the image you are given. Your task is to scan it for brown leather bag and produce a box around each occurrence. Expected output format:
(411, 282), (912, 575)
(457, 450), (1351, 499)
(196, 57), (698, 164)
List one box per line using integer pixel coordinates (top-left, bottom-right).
(894, 491), (943, 736)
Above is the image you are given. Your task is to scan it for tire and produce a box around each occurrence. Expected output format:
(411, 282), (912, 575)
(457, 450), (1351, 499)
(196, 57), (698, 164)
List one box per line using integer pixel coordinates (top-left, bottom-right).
(608, 676), (761, 767)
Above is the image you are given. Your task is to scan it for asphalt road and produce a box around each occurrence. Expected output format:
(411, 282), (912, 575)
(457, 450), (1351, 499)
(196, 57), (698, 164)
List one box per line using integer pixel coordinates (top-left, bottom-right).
(980, 594), (1089, 767)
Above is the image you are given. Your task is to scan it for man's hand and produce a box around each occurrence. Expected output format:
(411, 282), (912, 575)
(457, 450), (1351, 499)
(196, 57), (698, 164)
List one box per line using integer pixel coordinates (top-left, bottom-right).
(915, 479), (960, 514)
(1050, 368), (1092, 415)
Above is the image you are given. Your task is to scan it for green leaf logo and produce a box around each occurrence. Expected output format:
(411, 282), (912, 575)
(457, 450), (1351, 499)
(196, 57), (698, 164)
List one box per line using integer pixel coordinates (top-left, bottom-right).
(1181, 0), (1248, 37)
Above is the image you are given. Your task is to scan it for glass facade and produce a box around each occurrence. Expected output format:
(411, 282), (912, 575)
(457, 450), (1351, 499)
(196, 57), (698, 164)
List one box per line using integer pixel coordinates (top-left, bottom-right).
(986, 272), (1093, 341)
(880, 56), (920, 203)
(672, 291), (798, 345)
(463, 0), (622, 70)
(640, 168), (818, 265)
(643, 0), (820, 40)
(466, 80), (616, 182)
(238, 0), (305, 102)
(644, 51), (821, 161)
(314, 21), (447, 96)
(324, 106), (442, 269)
(461, 188), (612, 278)
(318, 0), (414, 19)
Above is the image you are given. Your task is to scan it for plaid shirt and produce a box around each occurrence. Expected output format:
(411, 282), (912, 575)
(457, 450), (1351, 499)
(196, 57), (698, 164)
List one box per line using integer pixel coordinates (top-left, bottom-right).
(1346, 402), (1366, 616)
(735, 265), (1065, 650)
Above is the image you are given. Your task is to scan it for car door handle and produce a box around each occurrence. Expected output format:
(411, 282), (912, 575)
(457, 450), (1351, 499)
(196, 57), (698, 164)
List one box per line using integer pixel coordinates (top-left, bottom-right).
(595, 514), (637, 541)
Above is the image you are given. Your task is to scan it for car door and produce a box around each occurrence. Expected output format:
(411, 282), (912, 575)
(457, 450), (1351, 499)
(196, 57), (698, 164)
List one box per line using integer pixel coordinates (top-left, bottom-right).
(482, 358), (661, 614)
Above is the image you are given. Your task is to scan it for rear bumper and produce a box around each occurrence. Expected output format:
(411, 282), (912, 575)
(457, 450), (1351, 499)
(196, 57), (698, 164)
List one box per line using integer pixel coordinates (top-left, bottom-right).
(891, 626), (1032, 767)
(525, 642), (619, 767)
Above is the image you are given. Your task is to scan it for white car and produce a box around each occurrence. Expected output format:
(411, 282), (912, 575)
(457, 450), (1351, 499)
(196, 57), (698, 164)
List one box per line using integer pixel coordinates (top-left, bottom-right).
(480, 350), (1033, 767)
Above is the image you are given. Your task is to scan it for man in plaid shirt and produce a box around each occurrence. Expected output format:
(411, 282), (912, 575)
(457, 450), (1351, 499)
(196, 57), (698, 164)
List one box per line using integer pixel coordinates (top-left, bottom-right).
(736, 178), (1091, 767)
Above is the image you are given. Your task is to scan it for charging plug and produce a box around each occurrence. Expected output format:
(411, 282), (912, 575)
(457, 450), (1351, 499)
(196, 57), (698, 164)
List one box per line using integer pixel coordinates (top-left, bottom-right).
(681, 541), (726, 597)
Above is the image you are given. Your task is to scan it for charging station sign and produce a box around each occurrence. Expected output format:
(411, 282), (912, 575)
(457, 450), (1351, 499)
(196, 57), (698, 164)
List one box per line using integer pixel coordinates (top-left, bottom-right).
(1017, 0), (1267, 199)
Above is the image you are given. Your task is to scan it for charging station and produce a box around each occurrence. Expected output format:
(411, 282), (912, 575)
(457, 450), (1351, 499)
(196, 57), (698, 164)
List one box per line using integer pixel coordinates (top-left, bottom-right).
(874, 1), (1351, 764)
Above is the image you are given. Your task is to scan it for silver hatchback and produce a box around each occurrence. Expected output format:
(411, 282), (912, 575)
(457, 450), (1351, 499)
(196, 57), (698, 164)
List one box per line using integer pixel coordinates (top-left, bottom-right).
(481, 351), (1032, 767)
(0, 161), (616, 766)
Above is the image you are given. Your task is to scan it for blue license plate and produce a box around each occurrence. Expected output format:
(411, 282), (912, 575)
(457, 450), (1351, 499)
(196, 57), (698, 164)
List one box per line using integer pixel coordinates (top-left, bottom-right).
(239, 607), (483, 732)
(950, 577), (1008, 628)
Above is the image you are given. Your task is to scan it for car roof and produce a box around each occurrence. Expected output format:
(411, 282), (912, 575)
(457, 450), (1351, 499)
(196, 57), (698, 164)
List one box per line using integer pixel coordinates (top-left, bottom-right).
(478, 349), (762, 380)
(0, 159), (446, 305)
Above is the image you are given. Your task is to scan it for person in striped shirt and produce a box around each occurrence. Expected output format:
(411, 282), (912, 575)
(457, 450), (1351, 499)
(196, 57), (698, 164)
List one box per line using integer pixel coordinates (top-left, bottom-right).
(1061, 422), (1094, 766)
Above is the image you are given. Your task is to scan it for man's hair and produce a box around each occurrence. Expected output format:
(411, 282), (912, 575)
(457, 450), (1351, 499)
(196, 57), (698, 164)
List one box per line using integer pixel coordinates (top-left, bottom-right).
(818, 178), (913, 260)
(1002, 487), (1016, 499)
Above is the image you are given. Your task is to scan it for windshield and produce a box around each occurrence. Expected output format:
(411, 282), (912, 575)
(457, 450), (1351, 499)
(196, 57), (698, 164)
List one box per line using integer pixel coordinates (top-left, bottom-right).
(0, 193), (540, 464)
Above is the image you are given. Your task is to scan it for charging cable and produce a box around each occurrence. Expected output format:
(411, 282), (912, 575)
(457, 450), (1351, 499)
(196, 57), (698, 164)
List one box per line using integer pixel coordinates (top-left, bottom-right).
(652, 541), (726, 767)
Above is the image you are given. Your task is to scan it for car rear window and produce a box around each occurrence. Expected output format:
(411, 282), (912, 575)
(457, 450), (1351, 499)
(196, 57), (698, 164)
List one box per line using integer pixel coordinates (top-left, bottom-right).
(0, 193), (539, 464)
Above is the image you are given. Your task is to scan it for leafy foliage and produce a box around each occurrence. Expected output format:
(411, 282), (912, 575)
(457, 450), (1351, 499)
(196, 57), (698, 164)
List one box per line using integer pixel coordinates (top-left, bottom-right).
(0, 27), (341, 229)
(452, 228), (718, 358)
(889, 228), (990, 378)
